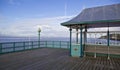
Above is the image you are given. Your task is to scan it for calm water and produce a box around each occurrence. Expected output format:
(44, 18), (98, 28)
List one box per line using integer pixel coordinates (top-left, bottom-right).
(0, 37), (69, 43)
(0, 37), (120, 45)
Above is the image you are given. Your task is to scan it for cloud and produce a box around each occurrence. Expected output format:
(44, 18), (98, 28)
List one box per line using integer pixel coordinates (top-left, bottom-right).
(1, 14), (119, 38)
(0, 15), (74, 37)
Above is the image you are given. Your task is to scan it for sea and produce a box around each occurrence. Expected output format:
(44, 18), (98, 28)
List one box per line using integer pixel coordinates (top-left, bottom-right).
(0, 37), (120, 45)
(0, 37), (70, 43)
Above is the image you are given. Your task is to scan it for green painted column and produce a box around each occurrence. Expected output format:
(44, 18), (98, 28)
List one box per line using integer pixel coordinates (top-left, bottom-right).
(69, 27), (72, 56)
(83, 27), (87, 57)
(53, 41), (54, 48)
(13, 42), (15, 52)
(0, 43), (2, 54)
(38, 28), (41, 48)
(107, 28), (110, 59)
(80, 25), (83, 57)
(76, 29), (79, 44)
(38, 33), (40, 47)
(60, 41), (61, 48)
(31, 41), (33, 49)
(84, 27), (87, 45)
(23, 42), (25, 50)
(107, 29), (110, 46)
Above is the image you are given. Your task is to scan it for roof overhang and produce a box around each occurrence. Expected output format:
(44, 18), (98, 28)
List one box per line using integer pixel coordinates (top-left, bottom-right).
(61, 19), (120, 29)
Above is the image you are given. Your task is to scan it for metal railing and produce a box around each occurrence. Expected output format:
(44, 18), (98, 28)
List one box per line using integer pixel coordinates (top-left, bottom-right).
(0, 41), (70, 54)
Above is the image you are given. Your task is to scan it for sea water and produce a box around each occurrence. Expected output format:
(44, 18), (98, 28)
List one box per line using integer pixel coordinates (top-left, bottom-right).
(0, 37), (120, 45)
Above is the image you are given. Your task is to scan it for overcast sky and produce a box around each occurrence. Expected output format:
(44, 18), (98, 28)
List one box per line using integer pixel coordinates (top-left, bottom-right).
(0, 0), (120, 37)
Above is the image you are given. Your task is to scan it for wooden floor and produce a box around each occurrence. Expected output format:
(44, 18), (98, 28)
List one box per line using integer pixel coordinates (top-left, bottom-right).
(0, 48), (120, 70)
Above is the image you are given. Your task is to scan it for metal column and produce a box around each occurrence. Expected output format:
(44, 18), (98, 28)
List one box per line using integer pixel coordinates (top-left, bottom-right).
(84, 27), (87, 57)
(84, 26), (87, 45)
(107, 29), (110, 46)
(80, 25), (83, 57)
(38, 28), (41, 48)
(107, 28), (110, 59)
(76, 28), (79, 44)
(69, 27), (72, 56)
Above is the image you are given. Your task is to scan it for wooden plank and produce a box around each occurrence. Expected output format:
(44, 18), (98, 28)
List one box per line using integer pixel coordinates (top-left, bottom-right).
(0, 48), (120, 70)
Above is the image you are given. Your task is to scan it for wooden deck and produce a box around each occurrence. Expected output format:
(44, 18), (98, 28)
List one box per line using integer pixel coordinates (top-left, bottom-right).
(0, 48), (120, 70)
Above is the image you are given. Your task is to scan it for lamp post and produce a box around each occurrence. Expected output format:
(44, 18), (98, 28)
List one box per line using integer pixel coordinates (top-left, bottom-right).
(38, 28), (41, 47)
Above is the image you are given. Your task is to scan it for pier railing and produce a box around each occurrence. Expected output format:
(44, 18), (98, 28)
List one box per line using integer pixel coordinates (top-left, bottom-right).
(0, 41), (70, 54)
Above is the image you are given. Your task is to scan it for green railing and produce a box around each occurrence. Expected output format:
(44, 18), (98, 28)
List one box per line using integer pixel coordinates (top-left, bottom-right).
(0, 41), (70, 54)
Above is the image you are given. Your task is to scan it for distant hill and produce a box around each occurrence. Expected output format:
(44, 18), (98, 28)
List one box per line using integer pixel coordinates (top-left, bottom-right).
(99, 34), (120, 41)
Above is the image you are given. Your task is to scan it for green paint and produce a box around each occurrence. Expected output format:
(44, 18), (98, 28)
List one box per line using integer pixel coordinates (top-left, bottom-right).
(0, 43), (2, 54)
(76, 29), (79, 44)
(23, 42), (25, 50)
(71, 44), (80, 57)
(46, 41), (47, 47)
(84, 27), (87, 45)
(53, 41), (54, 48)
(80, 26), (83, 57)
(13, 42), (15, 52)
(0, 41), (70, 55)
(31, 41), (33, 49)
(38, 32), (40, 48)
(107, 30), (110, 46)
(60, 41), (61, 48)
(69, 28), (72, 56)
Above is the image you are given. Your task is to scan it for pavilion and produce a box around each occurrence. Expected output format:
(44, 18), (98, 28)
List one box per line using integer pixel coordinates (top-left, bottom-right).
(61, 3), (120, 59)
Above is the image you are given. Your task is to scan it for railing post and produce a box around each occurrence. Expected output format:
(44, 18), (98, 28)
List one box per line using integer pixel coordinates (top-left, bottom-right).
(29, 41), (31, 49)
(31, 41), (33, 49)
(107, 28), (110, 60)
(0, 43), (2, 54)
(38, 41), (40, 48)
(53, 41), (54, 48)
(107, 29), (110, 46)
(94, 33), (97, 58)
(13, 42), (15, 52)
(46, 41), (47, 47)
(38, 28), (41, 48)
(23, 42), (25, 50)
(69, 27), (72, 56)
(76, 29), (79, 44)
(67, 42), (69, 49)
(60, 41), (61, 48)
(80, 25), (83, 57)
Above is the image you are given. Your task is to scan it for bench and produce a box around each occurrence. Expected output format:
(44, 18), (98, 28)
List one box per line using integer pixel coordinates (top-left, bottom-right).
(84, 44), (120, 59)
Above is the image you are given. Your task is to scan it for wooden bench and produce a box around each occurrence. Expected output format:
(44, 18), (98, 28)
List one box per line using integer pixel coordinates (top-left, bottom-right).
(84, 44), (120, 59)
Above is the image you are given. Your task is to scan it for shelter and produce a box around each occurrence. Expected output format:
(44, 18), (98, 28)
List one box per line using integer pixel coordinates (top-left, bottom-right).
(61, 3), (120, 59)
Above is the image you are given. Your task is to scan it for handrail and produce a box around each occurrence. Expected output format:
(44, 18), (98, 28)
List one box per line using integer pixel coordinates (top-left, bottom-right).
(0, 41), (70, 54)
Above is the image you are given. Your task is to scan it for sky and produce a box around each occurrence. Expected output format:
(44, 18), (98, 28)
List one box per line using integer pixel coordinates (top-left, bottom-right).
(0, 0), (120, 37)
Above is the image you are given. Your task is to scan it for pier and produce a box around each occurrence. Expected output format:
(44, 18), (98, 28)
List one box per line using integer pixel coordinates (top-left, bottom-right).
(0, 3), (120, 70)
(0, 48), (120, 70)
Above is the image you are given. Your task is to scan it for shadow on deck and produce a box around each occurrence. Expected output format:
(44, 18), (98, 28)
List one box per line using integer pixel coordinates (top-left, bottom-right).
(0, 48), (120, 70)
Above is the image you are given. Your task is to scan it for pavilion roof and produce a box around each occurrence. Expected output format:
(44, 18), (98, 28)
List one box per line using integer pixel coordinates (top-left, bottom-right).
(61, 3), (120, 28)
